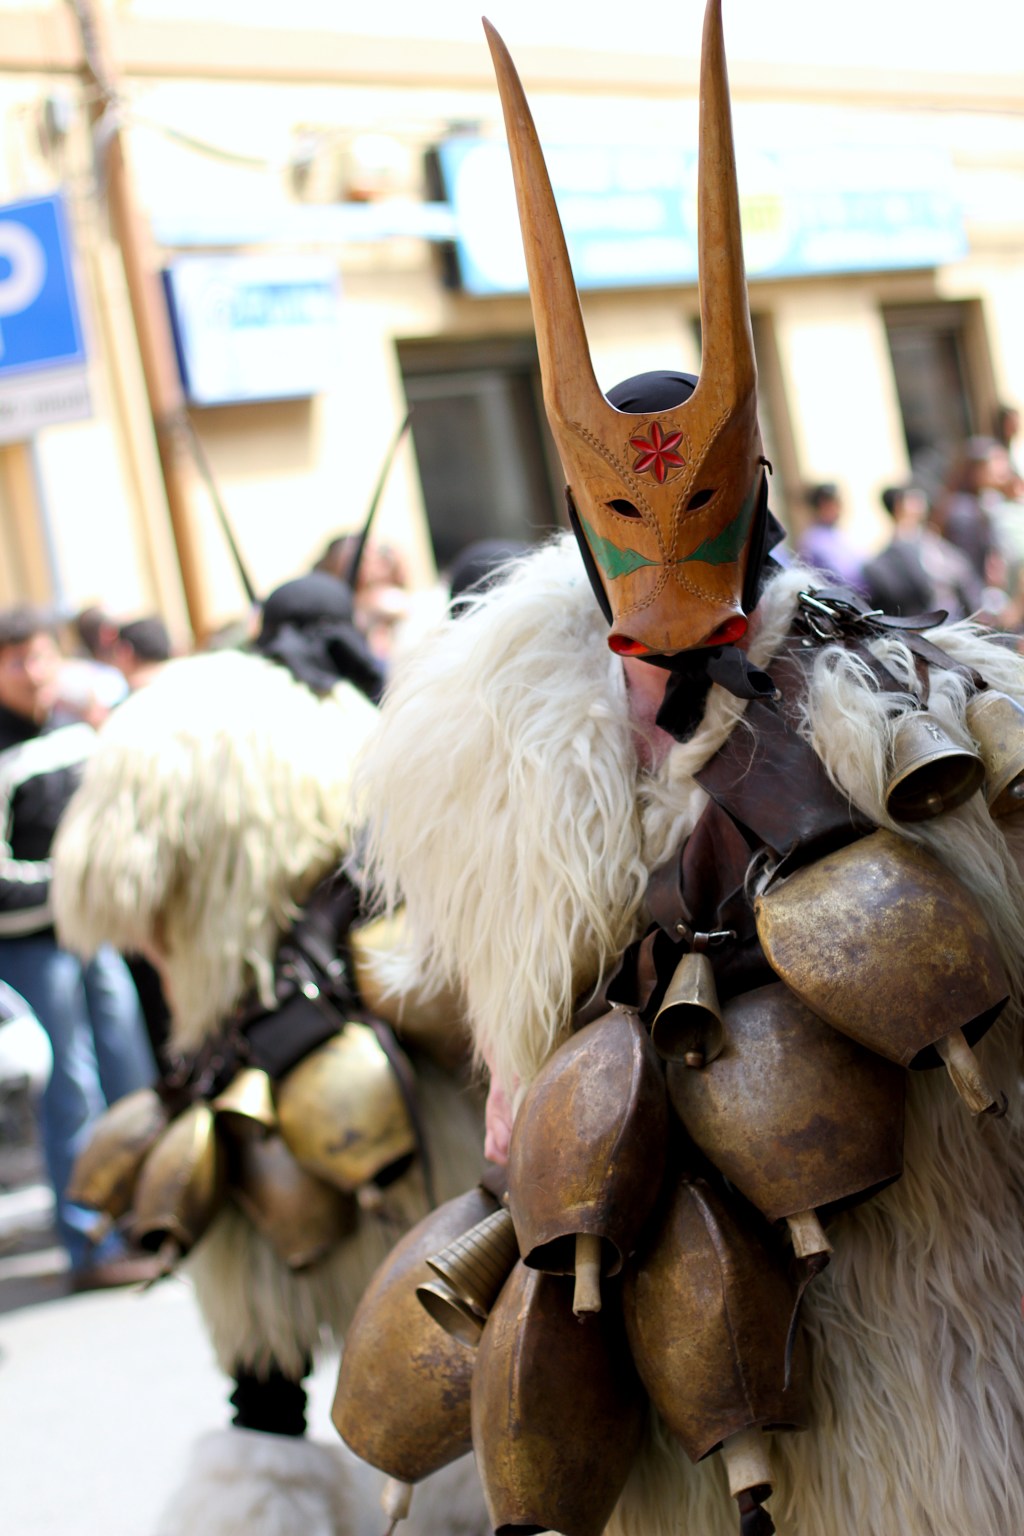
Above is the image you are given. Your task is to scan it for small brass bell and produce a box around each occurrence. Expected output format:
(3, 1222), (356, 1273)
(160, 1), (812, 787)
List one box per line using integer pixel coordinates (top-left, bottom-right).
(885, 708), (984, 822)
(212, 1067), (277, 1140)
(650, 949), (725, 1067)
(966, 689), (1024, 817)
(417, 1206), (519, 1345)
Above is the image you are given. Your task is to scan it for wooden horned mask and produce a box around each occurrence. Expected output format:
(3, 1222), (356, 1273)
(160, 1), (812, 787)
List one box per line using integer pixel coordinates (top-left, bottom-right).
(484, 1), (767, 657)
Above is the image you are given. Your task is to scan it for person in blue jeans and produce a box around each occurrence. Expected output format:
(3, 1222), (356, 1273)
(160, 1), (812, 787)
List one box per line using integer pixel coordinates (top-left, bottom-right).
(0, 603), (157, 1288)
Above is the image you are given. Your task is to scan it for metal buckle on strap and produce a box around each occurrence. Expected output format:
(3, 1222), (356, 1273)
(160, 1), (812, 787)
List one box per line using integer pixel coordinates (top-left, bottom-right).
(797, 589), (884, 641)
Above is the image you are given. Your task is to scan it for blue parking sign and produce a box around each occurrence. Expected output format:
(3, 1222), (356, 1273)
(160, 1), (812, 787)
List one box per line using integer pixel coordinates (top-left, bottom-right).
(0, 194), (86, 377)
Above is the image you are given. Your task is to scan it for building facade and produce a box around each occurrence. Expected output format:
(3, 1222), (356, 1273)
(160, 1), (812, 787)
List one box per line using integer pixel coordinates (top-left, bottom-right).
(0, 3), (1022, 637)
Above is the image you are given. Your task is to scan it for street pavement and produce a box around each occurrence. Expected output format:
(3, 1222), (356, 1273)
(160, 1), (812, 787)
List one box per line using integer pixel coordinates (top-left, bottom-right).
(0, 1134), (343, 1536)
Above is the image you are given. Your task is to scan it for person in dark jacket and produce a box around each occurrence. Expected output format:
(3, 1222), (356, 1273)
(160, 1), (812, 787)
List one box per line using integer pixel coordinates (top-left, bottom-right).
(862, 485), (982, 620)
(0, 604), (157, 1288)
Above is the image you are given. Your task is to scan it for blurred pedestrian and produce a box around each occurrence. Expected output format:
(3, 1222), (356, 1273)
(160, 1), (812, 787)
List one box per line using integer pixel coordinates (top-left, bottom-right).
(0, 603), (157, 1288)
(935, 436), (1010, 593)
(53, 604), (129, 727)
(111, 614), (174, 691)
(315, 532), (411, 661)
(796, 482), (869, 592)
(994, 403), (1024, 488)
(862, 485), (982, 620)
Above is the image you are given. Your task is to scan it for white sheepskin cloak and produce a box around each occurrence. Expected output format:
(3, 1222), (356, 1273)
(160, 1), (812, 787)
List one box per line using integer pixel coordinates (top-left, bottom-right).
(51, 646), (483, 1375)
(359, 532), (1024, 1536)
(54, 648), (379, 1052)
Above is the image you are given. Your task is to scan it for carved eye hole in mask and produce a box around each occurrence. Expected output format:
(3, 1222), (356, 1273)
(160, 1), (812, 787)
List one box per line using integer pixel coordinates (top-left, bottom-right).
(606, 498), (642, 520)
(686, 488), (717, 511)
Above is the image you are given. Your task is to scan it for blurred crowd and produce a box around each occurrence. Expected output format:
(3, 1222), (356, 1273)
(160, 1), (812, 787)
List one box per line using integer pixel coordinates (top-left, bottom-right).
(795, 404), (1024, 635)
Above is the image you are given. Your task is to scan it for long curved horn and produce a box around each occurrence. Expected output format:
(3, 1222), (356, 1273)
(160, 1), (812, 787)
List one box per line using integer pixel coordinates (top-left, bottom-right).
(695, 0), (757, 407)
(483, 19), (608, 432)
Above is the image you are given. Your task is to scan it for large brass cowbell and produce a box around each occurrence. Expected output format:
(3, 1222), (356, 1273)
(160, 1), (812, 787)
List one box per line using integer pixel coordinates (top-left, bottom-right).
(885, 709), (984, 822)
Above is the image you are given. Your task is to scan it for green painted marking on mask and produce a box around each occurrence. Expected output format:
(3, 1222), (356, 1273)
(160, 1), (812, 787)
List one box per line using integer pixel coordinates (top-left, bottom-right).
(581, 517), (657, 580)
(679, 479), (758, 567)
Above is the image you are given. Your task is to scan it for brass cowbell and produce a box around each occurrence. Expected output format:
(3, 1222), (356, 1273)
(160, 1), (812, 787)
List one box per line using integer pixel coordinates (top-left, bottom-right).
(417, 1206), (519, 1345)
(212, 1066), (277, 1140)
(966, 688), (1024, 817)
(884, 708), (984, 822)
(650, 942), (725, 1068)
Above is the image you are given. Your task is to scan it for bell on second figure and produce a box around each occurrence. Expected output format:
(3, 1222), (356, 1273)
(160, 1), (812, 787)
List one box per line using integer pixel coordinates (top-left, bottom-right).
(129, 1101), (226, 1273)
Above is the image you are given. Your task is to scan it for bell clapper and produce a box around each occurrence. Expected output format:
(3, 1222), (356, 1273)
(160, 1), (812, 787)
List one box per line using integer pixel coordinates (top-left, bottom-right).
(722, 1428), (776, 1536)
(785, 1210), (833, 1266)
(381, 1476), (413, 1533)
(573, 1232), (602, 1316)
(935, 1029), (1003, 1116)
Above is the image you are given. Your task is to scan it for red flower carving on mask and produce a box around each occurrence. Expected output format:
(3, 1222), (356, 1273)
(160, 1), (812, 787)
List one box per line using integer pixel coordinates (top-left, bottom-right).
(629, 421), (686, 483)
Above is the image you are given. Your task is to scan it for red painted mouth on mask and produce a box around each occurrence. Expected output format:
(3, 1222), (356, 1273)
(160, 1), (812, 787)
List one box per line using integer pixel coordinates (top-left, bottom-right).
(608, 635), (652, 657)
(704, 616), (748, 647)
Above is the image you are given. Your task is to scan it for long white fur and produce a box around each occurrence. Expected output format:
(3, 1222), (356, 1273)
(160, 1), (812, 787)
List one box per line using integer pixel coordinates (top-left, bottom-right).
(54, 649), (378, 1051)
(156, 1430), (489, 1536)
(154, 1429), (358, 1536)
(365, 533), (1024, 1535)
(51, 646), (488, 1536)
(53, 647), (485, 1371)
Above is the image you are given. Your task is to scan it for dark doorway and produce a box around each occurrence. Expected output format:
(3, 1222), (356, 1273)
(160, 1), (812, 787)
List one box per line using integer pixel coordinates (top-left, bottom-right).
(884, 302), (989, 500)
(398, 336), (562, 570)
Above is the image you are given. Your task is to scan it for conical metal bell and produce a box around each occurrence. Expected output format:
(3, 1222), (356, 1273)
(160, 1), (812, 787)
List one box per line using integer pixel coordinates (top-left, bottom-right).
(333, 1184), (498, 1484)
(966, 688), (1024, 817)
(67, 1086), (168, 1219)
(884, 708), (984, 822)
(212, 1067), (277, 1140)
(416, 1207), (519, 1345)
(130, 1102), (226, 1259)
(650, 949), (725, 1067)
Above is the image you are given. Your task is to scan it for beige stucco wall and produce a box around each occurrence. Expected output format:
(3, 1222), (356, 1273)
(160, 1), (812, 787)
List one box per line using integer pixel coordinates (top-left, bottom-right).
(0, 8), (1021, 632)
